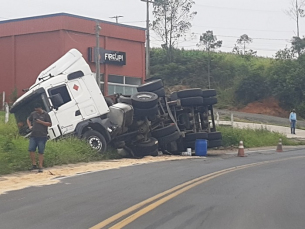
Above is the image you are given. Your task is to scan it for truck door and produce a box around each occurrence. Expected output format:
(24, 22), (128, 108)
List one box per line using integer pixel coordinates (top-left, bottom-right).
(47, 84), (83, 136)
(66, 78), (103, 119)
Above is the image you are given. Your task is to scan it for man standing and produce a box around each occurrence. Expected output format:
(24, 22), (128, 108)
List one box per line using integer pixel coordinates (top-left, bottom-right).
(27, 103), (52, 172)
(289, 109), (297, 135)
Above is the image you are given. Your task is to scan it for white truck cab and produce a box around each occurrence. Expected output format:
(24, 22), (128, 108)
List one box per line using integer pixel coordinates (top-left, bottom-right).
(10, 49), (133, 153)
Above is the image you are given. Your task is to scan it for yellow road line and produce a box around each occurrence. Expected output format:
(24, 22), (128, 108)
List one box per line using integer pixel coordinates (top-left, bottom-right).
(89, 167), (235, 229)
(90, 156), (305, 229)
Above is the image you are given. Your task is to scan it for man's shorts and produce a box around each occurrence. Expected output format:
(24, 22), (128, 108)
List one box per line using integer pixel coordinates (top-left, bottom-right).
(28, 137), (48, 154)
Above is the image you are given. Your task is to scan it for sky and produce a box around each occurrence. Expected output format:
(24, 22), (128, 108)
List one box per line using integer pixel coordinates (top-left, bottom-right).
(0, 0), (301, 57)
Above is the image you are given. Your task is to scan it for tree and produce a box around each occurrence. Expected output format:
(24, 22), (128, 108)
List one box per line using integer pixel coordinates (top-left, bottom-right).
(285, 0), (305, 38)
(291, 36), (305, 56)
(232, 34), (257, 58)
(197, 30), (222, 88)
(152, 0), (197, 62)
(198, 30), (223, 52)
(275, 46), (295, 60)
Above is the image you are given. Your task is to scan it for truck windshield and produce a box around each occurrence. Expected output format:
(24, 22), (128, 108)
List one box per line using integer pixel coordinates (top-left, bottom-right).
(13, 93), (49, 136)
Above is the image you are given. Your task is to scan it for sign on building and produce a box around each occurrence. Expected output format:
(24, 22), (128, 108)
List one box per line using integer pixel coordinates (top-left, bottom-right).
(88, 47), (126, 66)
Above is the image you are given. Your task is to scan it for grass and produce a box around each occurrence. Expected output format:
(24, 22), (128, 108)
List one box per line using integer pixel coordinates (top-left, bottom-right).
(218, 126), (304, 148)
(0, 111), (120, 175)
(1, 111), (304, 175)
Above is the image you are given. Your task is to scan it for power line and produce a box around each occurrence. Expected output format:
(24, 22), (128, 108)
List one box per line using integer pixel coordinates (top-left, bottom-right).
(192, 24), (293, 33)
(121, 20), (146, 23)
(195, 3), (283, 13)
(193, 32), (290, 41)
(178, 43), (282, 52)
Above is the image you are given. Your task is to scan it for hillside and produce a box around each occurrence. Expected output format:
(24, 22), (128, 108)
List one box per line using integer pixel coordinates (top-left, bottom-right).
(150, 48), (305, 118)
(238, 98), (289, 118)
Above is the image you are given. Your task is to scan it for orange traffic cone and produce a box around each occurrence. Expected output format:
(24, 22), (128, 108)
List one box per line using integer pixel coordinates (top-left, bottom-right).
(276, 138), (283, 152)
(237, 141), (245, 157)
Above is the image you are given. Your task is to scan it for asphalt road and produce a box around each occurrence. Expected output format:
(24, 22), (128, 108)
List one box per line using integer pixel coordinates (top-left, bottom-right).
(1, 149), (305, 229)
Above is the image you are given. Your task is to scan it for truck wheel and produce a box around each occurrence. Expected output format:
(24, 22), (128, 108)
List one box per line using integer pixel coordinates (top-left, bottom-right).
(202, 97), (218, 106)
(208, 132), (222, 140)
(131, 92), (158, 109)
(134, 105), (159, 117)
(184, 132), (208, 142)
(158, 131), (180, 145)
(131, 137), (159, 157)
(151, 124), (177, 138)
(151, 87), (166, 98)
(208, 139), (222, 148)
(170, 92), (178, 101)
(180, 97), (203, 106)
(202, 89), (217, 98)
(83, 130), (107, 154)
(137, 79), (163, 92)
(177, 88), (202, 98)
(150, 149), (159, 157)
(184, 141), (196, 150)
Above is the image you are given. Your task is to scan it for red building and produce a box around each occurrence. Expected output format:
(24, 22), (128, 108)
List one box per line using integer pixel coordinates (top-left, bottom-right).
(0, 13), (146, 102)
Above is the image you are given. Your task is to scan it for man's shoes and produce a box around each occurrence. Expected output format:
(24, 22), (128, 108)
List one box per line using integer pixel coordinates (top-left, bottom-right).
(28, 165), (38, 171)
(38, 168), (43, 173)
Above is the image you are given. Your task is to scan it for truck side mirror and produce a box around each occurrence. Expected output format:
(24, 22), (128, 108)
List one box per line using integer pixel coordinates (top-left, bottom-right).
(49, 93), (64, 110)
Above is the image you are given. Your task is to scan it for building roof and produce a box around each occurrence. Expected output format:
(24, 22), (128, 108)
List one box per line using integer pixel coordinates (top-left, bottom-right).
(0, 13), (145, 30)
(0, 13), (146, 43)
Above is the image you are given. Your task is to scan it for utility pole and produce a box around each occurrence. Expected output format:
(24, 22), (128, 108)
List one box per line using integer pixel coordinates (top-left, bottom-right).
(207, 50), (211, 89)
(141, 0), (154, 79)
(95, 21), (101, 89)
(109, 15), (124, 23)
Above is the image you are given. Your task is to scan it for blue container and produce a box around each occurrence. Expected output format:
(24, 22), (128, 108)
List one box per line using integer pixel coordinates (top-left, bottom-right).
(195, 139), (207, 156)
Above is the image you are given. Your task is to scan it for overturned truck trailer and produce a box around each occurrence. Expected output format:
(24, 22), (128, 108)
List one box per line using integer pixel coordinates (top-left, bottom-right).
(10, 49), (222, 157)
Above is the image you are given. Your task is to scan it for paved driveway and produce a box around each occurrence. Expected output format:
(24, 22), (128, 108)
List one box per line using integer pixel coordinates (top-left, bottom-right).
(219, 121), (305, 139)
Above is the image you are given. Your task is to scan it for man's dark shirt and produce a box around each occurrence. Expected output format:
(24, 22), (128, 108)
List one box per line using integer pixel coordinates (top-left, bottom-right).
(28, 111), (51, 137)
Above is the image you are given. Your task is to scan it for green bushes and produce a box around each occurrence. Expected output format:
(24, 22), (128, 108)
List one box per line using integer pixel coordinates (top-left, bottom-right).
(150, 48), (305, 116)
(218, 126), (300, 148)
(0, 111), (303, 175)
(0, 112), (120, 175)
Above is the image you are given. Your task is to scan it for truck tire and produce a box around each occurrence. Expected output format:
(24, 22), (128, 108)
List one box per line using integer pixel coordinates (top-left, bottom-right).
(202, 97), (217, 106)
(184, 141), (196, 149)
(118, 95), (132, 105)
(151, 124), (177, 138)
(131, 92), (158, 109)
(208, 139), (222, 148)
(184, 132), (208, 142)
(150, 149), (159, 157)
(202, 89), (217, 98)
(131, 137), (159, 157)
(158, 131), (180, 145)
(151, 87), (166, 98)
(208, 132), (222, 140)
(180, 97), (203, 106)
(170, 92), (178, 101)
(83, 130), (107, 154)
(137, 79), (163, 92)
(177, 88), (202, 98)
(134, 105), (159, 117)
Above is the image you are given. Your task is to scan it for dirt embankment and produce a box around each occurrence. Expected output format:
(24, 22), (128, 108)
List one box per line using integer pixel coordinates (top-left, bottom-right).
(239, 98), (289, 118)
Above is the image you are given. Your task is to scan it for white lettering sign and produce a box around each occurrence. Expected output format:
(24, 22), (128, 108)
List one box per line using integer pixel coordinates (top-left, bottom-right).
(105, 53), (124, 62)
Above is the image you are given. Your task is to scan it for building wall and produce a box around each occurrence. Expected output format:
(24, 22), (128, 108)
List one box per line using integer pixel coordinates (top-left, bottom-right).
(0, 36), (14, 98)
(0, 14), (145, 101)
(15, 31), (63, 94)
